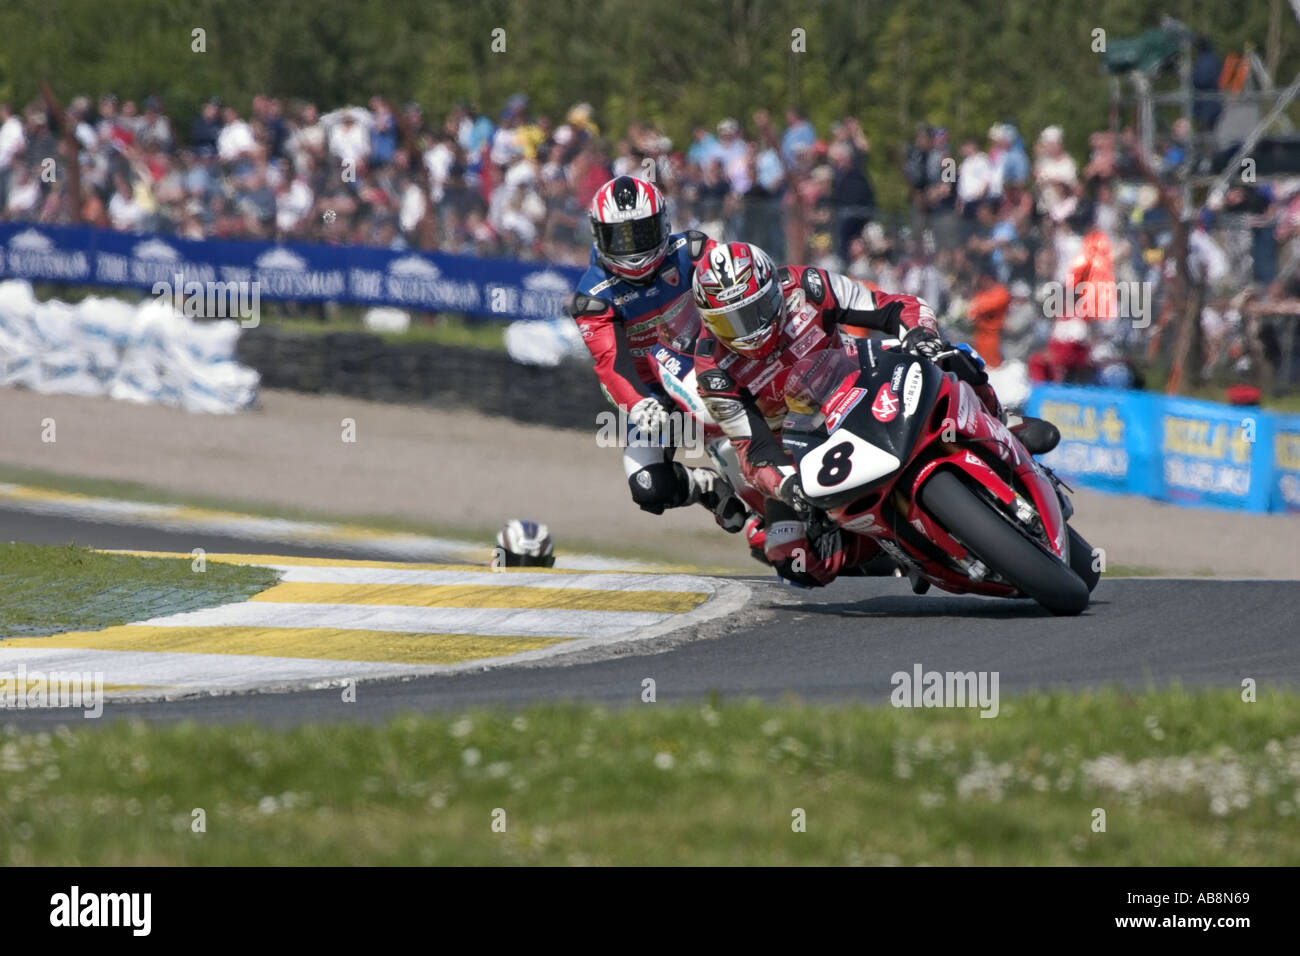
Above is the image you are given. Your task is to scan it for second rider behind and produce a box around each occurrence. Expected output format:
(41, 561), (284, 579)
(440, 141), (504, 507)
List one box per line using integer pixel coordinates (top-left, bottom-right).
(566, 175), (743, 529)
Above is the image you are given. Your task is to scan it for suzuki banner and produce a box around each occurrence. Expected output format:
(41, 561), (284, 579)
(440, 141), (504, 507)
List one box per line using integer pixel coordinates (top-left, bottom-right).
(1154, 396), (1271, 512)
(0, 223), (582, 322)
(1031, 387), (1157, 498)
(1270, 413), (1300, 514)
(1027, 384), (1293, 514)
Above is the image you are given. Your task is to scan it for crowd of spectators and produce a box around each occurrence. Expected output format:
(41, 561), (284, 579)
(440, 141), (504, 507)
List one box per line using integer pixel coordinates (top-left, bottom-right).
(0, 86), (1296, 388)
(0, 92), (884, 266)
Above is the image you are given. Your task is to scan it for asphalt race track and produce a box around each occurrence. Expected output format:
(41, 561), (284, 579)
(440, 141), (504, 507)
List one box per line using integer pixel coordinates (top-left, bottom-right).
(3, 505), (1297, 726)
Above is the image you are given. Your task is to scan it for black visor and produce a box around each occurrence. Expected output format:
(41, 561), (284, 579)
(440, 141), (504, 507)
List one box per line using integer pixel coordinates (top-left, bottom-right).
(593, 210), (668, 257)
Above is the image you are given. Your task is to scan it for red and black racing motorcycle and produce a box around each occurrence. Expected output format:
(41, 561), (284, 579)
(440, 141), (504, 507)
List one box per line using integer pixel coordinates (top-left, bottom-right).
(781, 340), (1099, 615)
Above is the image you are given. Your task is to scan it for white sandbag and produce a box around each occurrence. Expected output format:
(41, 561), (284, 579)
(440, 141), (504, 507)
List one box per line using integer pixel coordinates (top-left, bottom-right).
(986, 359), (1031, 413)
(364, 307), (411, 334)
(30, 349), (104, 397)
(0, 279), (259, 412)
(505, 317), (585, 367)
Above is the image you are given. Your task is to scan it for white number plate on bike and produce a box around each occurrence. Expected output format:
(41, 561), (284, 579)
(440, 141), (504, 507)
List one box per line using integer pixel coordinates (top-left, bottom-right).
(799, 429), (902, 498)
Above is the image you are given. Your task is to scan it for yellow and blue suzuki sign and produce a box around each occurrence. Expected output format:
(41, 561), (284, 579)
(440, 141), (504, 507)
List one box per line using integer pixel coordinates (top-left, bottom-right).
(1033, 388), (1156, 497)
(1156, 398), (1268, 511)
(1027, 385), (1285, 513)
(1272, 415), (1300, 513)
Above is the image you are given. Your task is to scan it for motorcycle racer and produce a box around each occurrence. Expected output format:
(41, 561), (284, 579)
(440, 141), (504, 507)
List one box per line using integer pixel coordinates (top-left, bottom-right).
(566, 175), (744, 528)
(690, 241), (1059, 587)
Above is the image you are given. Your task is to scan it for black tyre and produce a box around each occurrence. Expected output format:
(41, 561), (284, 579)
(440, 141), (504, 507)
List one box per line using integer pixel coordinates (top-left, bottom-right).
(919, 470), (1090, 615)
(1067, 525), (1101, 593)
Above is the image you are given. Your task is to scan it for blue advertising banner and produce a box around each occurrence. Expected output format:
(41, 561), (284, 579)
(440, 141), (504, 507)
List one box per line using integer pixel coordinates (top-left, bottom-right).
(1027, 384), (1288, 513)
(1154, 396), (1270, 512)
(1029, 386), (1157, 497)
(1270, 413), (1300, 514)
(0, 223), (583, 321)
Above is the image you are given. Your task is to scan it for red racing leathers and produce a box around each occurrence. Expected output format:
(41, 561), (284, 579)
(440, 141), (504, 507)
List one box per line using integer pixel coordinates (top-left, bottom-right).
(693, 265), (1000, 586)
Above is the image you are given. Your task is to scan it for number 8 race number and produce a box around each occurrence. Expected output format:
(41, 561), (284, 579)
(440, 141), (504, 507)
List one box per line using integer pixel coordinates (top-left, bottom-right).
(817, 441), (854, 487)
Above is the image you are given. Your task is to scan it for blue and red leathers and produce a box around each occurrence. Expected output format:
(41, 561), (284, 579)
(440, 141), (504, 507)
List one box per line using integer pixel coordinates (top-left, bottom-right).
(567, 230), (720, 514)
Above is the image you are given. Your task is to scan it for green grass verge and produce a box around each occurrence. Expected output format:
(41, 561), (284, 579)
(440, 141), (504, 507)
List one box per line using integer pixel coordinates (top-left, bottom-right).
(3, 688), (1297, 864)
(257, 312), (507, 351)
(0, 543), (280, 637)
(1140, 367), (1300, 413)
(1106, 564), (1170, 577)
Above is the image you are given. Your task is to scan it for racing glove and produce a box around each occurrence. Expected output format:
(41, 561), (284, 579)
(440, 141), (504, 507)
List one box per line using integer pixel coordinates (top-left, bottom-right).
(904, 329), (989, 386)
(900, 325), (947, 361)
(777, 472), (812, 517)
(628, 395), (673, 437)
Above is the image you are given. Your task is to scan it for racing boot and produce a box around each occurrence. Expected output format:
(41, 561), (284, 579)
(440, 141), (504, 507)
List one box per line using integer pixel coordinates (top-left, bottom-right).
(682, 466), (747, 533)
(1007, 414), (1061, 456)
(833, 536), (901, 578)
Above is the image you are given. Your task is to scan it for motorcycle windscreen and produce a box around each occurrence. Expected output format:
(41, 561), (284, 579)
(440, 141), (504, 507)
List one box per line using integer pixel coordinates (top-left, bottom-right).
(656, 297), (705, 353)
(798, 429), (902, 498)
(781, 347), (859, 465)
(784, 347), (860, 419)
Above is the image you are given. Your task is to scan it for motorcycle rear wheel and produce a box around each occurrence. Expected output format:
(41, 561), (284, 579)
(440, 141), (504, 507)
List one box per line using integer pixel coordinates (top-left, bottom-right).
(919, 470), (1090, 616)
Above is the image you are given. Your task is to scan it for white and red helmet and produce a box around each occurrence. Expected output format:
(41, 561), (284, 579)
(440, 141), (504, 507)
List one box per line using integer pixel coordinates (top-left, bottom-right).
(589, 176), (671, 281)
(692, 242), (785, 359)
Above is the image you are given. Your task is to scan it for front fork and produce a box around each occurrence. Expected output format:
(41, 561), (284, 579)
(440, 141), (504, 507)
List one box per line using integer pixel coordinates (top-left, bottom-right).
(1038, 461), (1074, 521)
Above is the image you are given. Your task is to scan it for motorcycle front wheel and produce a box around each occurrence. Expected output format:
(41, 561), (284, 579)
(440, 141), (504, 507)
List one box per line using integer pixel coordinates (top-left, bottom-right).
(919, 470), (1090, 616)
